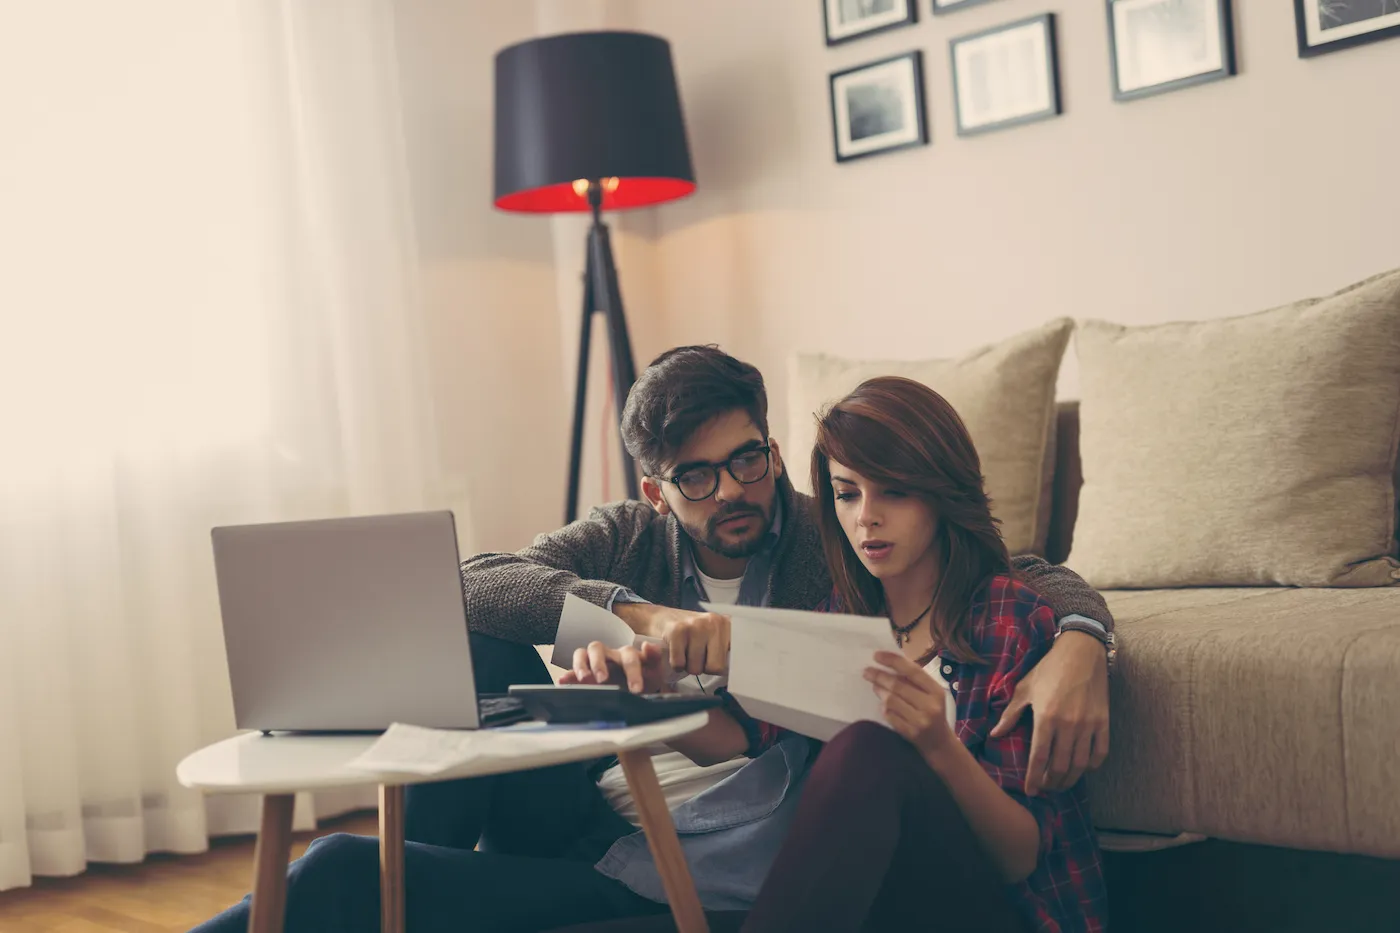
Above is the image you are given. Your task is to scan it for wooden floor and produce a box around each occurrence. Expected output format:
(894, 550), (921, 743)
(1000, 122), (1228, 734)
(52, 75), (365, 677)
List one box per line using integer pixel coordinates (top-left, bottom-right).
(0, 811), (379, 933)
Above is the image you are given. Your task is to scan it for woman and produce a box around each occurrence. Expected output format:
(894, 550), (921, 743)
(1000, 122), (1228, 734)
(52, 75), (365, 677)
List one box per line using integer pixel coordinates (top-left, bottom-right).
(555, 376), (1107, 932)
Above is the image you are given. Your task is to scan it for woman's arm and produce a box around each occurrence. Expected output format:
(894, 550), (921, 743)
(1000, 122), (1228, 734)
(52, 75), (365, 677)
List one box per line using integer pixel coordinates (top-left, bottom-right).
(920, 733), (1040, 881)
(866, 651), (1040, 882)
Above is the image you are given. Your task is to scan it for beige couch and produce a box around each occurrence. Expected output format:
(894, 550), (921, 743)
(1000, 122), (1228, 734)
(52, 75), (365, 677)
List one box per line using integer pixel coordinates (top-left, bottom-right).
(789, 269), (1400, 863)
(1046, 403), (1400, 859)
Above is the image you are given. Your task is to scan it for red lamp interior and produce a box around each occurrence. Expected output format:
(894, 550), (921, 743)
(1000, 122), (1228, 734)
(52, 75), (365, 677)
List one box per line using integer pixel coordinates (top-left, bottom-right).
(495, 177), (696, 213)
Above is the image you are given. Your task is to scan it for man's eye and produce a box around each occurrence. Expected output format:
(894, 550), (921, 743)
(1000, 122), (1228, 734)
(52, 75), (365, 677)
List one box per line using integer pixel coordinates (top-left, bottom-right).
(678, 470), (708, 486)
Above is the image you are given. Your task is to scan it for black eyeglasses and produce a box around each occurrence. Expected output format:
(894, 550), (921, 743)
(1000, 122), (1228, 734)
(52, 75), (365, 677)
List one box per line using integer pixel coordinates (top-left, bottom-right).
(662, 446), (772, 502)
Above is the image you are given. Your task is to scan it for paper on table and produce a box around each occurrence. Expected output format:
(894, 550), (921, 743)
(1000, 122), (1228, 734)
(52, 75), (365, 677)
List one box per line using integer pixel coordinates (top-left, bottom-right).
(346, 719), (702, 776)
(708, 602), (894, 742)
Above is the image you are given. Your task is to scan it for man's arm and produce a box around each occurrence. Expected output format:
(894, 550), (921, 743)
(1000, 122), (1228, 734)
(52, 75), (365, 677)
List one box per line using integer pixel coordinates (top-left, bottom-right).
(459, 503), (651, 645)
(1009, 554), (1113, 634)
(1002, 555), (1113, 794)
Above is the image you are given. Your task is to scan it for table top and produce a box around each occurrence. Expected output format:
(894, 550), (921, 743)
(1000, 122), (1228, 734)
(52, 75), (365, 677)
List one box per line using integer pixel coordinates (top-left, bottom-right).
(176, 713), (711, 795)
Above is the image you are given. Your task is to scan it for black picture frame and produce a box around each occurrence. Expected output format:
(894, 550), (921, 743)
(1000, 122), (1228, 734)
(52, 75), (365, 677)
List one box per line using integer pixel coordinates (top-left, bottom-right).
(1107, 0), (1236, 102)
(828, 51), (929, 163)
(1294, 0), (1400, 57)
(949, 13), (1061, 137)
(931, 0), (1002, 13)
(823, 0), (917, 47)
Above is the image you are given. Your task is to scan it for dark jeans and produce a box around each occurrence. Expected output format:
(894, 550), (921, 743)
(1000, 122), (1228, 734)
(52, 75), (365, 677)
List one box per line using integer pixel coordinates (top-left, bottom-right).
(190, 635), (665, 933)
(547, 722), (1030, 933)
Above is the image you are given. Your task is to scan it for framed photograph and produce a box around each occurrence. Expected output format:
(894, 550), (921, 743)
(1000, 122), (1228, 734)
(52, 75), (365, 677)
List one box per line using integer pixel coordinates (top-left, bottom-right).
(829, 52), (928, 163)
(950, 14), (1061, 137)
(1294, 0), (1400, 57)
(823, 0), (917, 46)
(932, 0), (1001, 13)
(1108, 0), (1236, 102)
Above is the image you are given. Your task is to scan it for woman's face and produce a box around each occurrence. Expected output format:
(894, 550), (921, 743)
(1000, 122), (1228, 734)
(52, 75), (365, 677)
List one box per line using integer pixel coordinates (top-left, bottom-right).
(827, 459), (938, 582)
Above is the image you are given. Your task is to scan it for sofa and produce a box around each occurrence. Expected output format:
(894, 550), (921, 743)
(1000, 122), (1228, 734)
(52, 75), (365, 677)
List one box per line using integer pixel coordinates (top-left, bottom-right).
(788, 266), (1400, 866)
(1047, 401), (1400, 859)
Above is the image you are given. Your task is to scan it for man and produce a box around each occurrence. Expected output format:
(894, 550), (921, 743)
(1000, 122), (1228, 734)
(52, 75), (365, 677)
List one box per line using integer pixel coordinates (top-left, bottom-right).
(192, 346), (1113, 933)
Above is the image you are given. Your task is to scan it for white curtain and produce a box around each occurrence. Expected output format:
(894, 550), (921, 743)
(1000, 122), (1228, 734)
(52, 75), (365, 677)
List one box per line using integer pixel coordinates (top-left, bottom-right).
(0, 0), (455, 889)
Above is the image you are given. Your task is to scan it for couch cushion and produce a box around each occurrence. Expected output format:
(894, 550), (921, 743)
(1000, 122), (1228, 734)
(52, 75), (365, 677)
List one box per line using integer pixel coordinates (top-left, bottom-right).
(1069, 268), (1400, 588)
(786, 319), (1071, 556)
(1088, 587), (1400, 857)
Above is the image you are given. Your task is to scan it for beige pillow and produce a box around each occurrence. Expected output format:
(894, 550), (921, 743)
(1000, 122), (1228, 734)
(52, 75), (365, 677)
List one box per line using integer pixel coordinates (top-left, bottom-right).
(1070, 268), (1400, 588)
(786, 319), (1072, 556)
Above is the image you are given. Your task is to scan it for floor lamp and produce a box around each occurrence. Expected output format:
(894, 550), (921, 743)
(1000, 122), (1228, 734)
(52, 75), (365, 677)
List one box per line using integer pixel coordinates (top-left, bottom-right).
(493, 31), (696, 524)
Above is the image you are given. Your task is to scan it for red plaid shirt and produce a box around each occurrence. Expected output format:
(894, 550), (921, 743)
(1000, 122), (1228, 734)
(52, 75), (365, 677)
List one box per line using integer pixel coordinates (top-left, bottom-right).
(725, 574), (1107, 931)
(944, 573), (1108, 933)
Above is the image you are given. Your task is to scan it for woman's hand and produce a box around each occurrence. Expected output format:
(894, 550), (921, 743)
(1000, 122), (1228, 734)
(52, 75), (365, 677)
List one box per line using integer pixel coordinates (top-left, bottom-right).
(558, 640), (668, 694)
(864, 650), (955, 757)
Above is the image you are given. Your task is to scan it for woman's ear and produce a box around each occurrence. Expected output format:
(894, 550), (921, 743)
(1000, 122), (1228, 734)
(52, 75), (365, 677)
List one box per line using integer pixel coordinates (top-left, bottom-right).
(641, 476), (671, 515)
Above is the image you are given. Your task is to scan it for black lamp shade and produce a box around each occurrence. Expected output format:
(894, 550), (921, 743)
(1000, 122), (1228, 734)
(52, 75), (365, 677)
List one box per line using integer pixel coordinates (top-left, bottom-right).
(494, 31), (696, 214)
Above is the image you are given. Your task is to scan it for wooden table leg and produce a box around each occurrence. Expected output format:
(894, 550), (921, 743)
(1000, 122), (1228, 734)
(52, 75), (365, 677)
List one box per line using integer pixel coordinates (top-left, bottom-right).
(248, 793), (295, 933)
(618, 748), (709, 933)
(379, 784), (405, 933)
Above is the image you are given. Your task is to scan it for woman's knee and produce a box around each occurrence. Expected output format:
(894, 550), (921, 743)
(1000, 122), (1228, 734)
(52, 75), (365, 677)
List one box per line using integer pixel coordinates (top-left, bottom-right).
(814, 722), (940, 794)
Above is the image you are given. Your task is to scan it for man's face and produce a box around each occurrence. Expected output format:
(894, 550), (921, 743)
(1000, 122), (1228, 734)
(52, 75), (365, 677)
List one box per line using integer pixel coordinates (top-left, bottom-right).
(642, 409), (784, 560)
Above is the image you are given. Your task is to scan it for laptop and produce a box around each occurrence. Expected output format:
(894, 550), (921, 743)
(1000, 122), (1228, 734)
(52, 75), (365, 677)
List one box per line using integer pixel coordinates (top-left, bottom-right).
(211, 510), (529, 733)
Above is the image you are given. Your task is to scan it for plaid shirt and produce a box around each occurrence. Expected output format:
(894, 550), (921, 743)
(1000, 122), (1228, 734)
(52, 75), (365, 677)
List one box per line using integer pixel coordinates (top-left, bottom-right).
(726, 575), (1107, 932)
(937, 574), (1107, 933)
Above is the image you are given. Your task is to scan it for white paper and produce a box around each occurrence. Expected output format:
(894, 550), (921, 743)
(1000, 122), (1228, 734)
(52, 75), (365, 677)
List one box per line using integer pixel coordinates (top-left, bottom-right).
(346, 719), (704, 776)
(709, 602), (894, 742)
(552, 593), (719, 692)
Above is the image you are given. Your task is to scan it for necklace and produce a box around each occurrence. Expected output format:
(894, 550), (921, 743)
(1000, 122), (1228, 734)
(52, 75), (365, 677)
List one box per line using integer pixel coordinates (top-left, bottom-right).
(890, 597), (935, 648)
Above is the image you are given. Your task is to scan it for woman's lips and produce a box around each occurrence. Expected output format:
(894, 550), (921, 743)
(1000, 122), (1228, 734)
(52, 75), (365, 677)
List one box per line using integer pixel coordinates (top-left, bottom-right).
(861, 540), (893, 561)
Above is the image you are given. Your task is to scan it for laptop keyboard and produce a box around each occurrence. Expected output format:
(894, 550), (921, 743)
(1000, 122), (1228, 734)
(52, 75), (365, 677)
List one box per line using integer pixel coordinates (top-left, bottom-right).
(478, 694), (530, 727)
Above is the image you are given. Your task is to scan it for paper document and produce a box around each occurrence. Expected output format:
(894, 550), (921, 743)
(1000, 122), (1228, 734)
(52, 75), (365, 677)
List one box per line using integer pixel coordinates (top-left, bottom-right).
(706, 602), (894, 742)
(552, 593), (720, 693)
(346, 718), (705, 776)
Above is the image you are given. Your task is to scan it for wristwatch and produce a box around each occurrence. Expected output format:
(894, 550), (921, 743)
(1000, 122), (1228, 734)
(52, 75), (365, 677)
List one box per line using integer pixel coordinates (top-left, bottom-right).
(1057, 622), (1117, 675)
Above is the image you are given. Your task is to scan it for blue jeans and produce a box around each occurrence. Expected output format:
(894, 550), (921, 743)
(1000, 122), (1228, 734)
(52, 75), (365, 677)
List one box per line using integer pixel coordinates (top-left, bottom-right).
(190, 635), (664, 933)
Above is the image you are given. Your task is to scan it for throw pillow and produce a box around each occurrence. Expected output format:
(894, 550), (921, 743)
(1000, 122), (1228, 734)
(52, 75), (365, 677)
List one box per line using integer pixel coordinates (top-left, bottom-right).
(1070, 268), (1400, 587)
(786, 319), (1073, 556)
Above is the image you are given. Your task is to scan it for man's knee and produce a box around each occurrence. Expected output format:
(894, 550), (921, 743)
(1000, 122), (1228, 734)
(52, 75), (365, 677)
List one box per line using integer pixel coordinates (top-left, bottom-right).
(295, 833), (379, 887)
(469, 632), (551, 693)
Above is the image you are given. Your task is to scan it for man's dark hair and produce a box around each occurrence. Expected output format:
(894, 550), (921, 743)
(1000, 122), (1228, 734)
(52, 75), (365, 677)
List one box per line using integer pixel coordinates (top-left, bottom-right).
(620, 345), (770, 477)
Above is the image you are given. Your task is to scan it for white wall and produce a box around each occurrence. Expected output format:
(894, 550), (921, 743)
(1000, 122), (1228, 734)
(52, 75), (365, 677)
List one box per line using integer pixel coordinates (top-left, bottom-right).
(392, 0), (565, 550)
(624, 0), (1400, 441)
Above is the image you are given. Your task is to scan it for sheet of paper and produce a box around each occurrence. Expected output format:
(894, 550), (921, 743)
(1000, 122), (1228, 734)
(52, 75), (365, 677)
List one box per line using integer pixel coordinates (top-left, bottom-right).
(551, 593), (715, 692)
(346, 718), (703, 776)
(708, 602), (894, 742)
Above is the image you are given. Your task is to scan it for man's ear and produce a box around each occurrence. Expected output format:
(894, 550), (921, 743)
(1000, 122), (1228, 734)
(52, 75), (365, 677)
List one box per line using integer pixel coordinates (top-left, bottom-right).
(769, 437), (785, 480)
(641, 475), (671, 515)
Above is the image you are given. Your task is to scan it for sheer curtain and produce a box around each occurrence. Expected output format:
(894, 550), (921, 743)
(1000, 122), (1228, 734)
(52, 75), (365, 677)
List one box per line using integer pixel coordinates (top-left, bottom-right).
(0, 0), (454, 889)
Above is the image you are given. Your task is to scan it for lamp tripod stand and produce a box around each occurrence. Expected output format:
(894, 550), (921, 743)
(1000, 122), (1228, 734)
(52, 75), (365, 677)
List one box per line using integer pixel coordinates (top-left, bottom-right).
(564, 181), (640, 524)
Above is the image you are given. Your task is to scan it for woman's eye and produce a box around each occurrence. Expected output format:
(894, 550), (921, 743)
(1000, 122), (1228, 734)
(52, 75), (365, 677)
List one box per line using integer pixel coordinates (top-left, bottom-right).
(885, 489), (907, 498)
(834, 491), (857, 501)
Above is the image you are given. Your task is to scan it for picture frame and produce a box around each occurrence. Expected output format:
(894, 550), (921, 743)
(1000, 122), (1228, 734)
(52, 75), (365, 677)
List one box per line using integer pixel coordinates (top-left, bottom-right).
(931, 0), (1001, 12)
(1107, 0), (1236, 102)
(1294, 0), (1400, 57)
(829, 51), (929, 163)
(823, 0), (917, 46)
(950, 14), (1061, 137)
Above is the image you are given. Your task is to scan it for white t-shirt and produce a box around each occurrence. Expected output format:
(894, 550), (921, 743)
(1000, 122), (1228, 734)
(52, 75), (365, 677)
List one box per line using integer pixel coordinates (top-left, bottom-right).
(598, 570), (747, 826)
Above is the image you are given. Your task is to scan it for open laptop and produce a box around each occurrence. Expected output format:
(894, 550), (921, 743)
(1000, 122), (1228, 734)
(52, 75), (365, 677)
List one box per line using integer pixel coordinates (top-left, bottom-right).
(211, 511), (529, 733)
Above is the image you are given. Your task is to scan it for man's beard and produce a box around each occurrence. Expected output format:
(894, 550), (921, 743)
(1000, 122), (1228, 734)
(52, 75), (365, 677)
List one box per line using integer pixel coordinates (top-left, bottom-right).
(683, 501), (772, 560)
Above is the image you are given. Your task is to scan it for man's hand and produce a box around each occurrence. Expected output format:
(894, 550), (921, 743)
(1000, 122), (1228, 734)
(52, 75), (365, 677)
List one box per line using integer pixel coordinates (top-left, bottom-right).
(990, 631), (1109, 796)
(612, 603), (731, 676)
(559, 640), (668, 694)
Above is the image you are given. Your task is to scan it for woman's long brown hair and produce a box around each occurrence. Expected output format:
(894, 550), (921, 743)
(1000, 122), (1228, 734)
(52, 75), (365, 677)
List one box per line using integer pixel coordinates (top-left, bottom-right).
(810, 376), (1011, 664)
